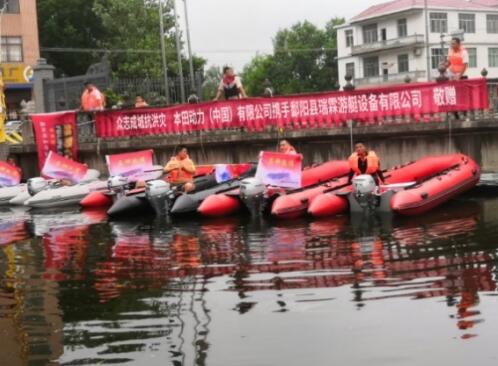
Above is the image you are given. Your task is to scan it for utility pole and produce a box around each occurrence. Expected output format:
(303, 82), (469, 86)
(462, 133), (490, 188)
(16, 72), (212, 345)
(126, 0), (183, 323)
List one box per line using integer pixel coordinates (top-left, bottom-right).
(159, 0), (170, 105)
(172, 0), (186, 103)
(183, 0), (196, 92)
(424, 0), (431, 81)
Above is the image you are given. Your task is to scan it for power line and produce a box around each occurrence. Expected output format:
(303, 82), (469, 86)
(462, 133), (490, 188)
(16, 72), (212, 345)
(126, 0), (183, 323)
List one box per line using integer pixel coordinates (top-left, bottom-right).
(41, 46), (338, 55)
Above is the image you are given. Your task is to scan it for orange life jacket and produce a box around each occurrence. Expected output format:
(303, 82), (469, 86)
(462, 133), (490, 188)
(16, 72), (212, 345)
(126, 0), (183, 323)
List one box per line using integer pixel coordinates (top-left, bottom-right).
(448, 47), (467, 75)
(81, 88), (106, 111)
(166, 157), (195, 184)
(349, 151), (379, 175)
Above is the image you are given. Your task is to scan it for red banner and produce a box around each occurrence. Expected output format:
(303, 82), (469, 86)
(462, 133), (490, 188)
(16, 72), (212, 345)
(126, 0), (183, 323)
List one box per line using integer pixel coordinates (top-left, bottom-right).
(95, 79), (489, 138)
(0, 161), (21, 186)
(31, 111), (78, 170)
(42, 151), (88, 183)
(105, 149), (154, 178)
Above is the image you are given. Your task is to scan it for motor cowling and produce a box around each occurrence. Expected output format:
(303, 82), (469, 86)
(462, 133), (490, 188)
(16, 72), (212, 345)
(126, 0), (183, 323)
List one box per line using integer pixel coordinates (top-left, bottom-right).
(27, 177), (48, 196)
(240, 178), (265, 198)
(146, 180), (171, 198)
(107, 176), (128, 191)
(353, 175), (376, 196)
(146, 180), (172, 216)
(240, 177), (267, 217)
(352, 174), (378, 210)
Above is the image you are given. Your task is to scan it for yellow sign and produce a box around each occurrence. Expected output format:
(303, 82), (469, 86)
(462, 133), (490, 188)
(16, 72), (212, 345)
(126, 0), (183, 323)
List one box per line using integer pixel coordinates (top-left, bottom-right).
(0, 64), (33, 84)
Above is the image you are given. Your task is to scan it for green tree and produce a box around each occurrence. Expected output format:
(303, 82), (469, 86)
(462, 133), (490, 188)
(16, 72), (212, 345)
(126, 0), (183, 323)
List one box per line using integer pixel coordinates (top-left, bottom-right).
(93, 0), (206, 79)
(37, 0), (104, 76)
(242, 17), (345, 96)
(38, 0), (205, 80)
(202, 65), (222, 100)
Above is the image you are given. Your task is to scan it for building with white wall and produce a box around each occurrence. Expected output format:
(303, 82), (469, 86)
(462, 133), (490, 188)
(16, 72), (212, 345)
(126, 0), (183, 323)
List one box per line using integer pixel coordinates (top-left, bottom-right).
(337, 0), (498, 87)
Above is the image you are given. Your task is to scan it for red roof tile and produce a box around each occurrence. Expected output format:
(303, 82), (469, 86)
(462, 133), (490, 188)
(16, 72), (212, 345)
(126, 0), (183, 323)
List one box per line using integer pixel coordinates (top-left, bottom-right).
(351, 0), (498, 22)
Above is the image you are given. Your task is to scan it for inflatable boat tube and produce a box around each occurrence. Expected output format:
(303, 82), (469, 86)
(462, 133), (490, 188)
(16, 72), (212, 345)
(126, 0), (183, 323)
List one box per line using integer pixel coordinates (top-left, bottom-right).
(271, 177), (349, 220)
(0, 184), (26, 205)
(391, 156), (480, 216)
(81, 191), (114, 208)
(198, 192), (241, 217)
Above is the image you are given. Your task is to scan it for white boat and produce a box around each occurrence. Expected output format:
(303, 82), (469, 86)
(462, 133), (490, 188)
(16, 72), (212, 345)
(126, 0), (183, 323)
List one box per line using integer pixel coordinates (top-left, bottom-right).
(24, 169), (105, 208)
(0, 184), (27, 205)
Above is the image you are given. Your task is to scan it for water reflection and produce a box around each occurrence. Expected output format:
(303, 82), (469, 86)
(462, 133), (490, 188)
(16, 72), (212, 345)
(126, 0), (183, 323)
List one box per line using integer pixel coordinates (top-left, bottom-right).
(0, 198), (497, 364)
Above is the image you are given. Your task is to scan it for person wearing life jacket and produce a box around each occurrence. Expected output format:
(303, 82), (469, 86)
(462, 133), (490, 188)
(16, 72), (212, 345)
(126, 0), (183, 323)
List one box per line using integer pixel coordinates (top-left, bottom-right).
(445, 37), (469, 81)
(214, 66), (248, 101)
(279, 139), (297, 155)
(80, 81), (106, 111)
(164, 145), (196, 192)
(348, 142), (385, 184)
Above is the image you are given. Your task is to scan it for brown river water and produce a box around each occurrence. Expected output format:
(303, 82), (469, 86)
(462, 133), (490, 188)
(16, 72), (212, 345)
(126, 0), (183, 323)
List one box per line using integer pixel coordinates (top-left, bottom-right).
(1, 193), (498, 365)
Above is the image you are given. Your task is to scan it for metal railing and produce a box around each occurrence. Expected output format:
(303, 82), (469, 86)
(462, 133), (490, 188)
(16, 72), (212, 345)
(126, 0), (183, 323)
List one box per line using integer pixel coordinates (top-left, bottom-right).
(354, 70), (426, 87)
(351, 34), (425, 56)
(43, 72), (204, 113)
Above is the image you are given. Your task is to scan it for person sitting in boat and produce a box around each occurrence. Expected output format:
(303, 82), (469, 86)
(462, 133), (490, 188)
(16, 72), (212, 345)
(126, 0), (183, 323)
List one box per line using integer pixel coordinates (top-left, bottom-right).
(213, 66), (248, 101)
(164, 145), (196, 193)
(279, 139), (297, 155)
(348, 142), (385, 185)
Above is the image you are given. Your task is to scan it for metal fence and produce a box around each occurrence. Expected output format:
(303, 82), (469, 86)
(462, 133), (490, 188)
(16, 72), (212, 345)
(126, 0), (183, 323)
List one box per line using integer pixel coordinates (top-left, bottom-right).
(43, 72), (203, 113)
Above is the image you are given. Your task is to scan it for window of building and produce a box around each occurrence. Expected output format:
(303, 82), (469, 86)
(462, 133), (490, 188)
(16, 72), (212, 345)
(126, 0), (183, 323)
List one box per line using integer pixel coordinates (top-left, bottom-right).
(1, 36), (23, 62)
(363, 24), (378, 44)
(430, 13), (448, 33)
(364, 56), (379, 77)
(345, 30), (354, 47)
(345, 62), (355, 79)
(431, 48), (447, 69)
(397, 19), (407, 38)
(398, 54), (409, 73)
(489, 48), (498, 67)
(459, 13), (475, 33)
(467, 48), (477, 68)
(487, 14), (498, 33)
(0, 0), (20, 13)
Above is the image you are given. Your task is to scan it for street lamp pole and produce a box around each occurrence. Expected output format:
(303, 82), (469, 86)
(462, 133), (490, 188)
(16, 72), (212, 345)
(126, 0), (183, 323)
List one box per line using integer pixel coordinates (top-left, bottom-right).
(172, 0), (186, 103)
(183, 0), (196, 92)
(159, 0), (170, 105)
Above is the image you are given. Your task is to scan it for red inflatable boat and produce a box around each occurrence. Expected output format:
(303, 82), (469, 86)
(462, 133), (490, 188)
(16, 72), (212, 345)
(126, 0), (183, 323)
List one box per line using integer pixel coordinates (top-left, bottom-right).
(307, 154), (480, 218)
(198, 160), (350, 218)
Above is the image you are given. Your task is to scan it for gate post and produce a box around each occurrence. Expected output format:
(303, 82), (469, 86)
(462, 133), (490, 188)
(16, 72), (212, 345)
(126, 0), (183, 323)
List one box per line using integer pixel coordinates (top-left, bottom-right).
(32, 58), (56, 113)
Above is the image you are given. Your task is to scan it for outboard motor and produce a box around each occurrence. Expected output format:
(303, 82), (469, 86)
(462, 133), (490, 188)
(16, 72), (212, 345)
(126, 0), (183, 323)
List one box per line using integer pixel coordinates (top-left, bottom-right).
(107, 175), (128, 194)
(27, 177), (48, 196)
(145, 180), (172, 216)
(352, 174), (378, 210)
(240, 177), (266, 216)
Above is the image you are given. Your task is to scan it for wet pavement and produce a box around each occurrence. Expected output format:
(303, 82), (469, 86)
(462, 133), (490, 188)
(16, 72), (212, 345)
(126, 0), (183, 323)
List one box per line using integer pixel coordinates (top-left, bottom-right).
(1, 194), (498, 365)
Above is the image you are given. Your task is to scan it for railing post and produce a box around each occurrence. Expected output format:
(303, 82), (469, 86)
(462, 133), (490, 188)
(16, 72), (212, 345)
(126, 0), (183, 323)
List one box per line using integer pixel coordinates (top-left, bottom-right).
(32, 58), (56, 113)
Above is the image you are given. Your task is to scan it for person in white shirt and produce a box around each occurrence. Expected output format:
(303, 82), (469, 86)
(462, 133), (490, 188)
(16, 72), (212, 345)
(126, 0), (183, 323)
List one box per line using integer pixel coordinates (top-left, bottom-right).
(214, 66), (248, 101)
